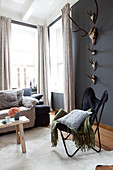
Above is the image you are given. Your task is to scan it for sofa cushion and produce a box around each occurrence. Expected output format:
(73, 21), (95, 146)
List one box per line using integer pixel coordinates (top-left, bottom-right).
(22, 96), (39, 108)
(0, 90), (19, 110)
(23, 88), (32, 96)
(17, 89), (24, 106)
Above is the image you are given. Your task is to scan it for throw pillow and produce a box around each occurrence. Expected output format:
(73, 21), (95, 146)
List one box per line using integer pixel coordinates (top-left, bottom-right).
(0, 90), (19, 110)
(22, 96), (39, 108)
(23, 88), (32, 96)
(31, 94), (43, 100)
(57, 109), (92, 130)
(17, 89), (24, 106)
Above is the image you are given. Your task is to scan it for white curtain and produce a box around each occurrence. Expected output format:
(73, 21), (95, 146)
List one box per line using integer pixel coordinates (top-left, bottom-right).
(62, 3), (75, 112)
(0, 16), (11, 90)
(37, 25), (50, 105)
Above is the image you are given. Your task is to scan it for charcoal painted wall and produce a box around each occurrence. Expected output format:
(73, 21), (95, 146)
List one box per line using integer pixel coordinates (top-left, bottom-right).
(72, 0), (113, 127)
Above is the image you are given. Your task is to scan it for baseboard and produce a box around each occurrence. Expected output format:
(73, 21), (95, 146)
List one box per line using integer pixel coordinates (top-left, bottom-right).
(99, 123), (113, 132)
(94, 122), (113, 133)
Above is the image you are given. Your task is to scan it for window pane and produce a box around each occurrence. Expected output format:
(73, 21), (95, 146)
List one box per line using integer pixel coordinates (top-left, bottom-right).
(50, 19), (64, 92)
(11, 23), (38, 89)
(12, 51), (34, 66)
(12, 30), (34, 51)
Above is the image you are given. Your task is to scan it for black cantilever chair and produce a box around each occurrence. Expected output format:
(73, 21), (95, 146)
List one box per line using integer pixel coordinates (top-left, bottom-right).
(56, 87), (108, 157)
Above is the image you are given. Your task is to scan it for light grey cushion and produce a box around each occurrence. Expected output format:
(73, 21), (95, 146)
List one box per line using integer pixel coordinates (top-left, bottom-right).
(22, 96), (39, 108)
(17, 89), (24, 106)
(58, 109), (92, 130)
(0, 90), (19, 110)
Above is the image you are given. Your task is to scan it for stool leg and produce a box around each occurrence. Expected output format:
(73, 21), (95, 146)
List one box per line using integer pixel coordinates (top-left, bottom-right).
(19, 123), (26, 153)
(16, 125), (20, 144)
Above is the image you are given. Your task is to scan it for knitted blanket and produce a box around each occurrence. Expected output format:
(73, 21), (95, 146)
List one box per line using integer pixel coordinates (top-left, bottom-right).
(51, 109), (95, 152)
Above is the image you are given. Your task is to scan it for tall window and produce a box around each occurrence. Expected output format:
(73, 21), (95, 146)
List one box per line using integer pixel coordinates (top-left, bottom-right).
(50, 18), (64, 93)
(11, 23), (38, 89)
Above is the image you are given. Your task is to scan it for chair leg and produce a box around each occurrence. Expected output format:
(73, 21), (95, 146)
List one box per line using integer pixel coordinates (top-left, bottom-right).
(92, 126), (101, 153)
(60, 130), (81, 157)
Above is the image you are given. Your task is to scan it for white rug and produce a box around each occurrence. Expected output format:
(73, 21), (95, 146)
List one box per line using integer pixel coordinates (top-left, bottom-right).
(0, 127), (113, 170)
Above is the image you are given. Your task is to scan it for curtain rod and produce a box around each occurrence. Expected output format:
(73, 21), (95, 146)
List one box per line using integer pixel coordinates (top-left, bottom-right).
(48, 15), (61, 27)
(11, 20), (37, 29)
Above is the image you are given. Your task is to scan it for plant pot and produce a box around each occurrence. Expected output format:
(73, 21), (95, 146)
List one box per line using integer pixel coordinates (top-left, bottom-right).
(14, 112), (20, 121)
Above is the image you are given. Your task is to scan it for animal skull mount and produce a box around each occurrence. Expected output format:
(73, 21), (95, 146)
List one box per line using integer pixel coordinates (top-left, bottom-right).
(68, 17), (98, 45)
(88, 26), (98, 45)
(68, 0), (98, 45)
(68, 15), (88, 37)
(87, 0), (98, 24)
(88, 45), (96, 55)
(87, 73), (97, 84)
(88, 58), (97, 71)
(87, 11), (96, 23)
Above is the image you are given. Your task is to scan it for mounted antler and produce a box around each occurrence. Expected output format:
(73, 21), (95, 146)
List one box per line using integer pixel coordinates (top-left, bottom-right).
(87, 73), (97, 84)
(68, 15), (88, 37)
(94, 0), (98, 25)
(88, 45), (96, 55)
(87, 10), (95, 23)
(88, 58), (97, 71)
(68, 15), (98, 45)
(87, 0), (98, 25)
(88, 26), (98, 45)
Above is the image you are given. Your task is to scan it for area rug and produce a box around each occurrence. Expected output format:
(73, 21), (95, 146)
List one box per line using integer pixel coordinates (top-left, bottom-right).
(0, 127), (113, 170)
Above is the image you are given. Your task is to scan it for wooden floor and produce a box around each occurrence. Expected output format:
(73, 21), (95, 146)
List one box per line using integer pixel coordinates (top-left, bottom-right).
(93, 125), (113, 151)
(93, 126), (113, 170)
(96, 166), (113, 170)
(49, 111), (113, 170)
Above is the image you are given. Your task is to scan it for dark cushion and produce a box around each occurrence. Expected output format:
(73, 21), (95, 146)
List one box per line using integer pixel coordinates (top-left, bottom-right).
(35, 105), (50, 127)
(35, 114), (50, 127)
(38, 100), (44, 105)
(35, 105), (50, 115)
(31, 94), (43, 100)
(23, 88), (32, 96)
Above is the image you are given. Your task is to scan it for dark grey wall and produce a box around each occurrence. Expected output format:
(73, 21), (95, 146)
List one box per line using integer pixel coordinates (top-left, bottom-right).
(72, 0), (113, 127)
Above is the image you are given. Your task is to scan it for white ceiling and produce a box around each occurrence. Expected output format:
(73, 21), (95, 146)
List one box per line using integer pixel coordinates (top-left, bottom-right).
(0, 0), (79, 25)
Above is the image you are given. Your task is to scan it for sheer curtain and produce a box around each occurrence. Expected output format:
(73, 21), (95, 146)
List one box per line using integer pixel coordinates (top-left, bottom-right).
(0, 16), (11, 90)
(37, 25), (50, 105)
(62, 3), (75, 112)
